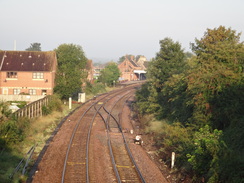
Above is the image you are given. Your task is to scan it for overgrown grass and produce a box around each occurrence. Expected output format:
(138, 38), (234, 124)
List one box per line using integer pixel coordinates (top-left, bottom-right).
(0, 87), (118, 183)
(0, 100), (80, 183)
(139, 115), (194, 179)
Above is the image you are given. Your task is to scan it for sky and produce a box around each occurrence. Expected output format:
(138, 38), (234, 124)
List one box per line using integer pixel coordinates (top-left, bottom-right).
(1, 0), (244, 62)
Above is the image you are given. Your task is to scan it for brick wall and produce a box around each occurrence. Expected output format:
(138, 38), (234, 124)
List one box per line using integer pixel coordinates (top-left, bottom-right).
(0, 71), (54, 95)
(118, 59), (139, 81)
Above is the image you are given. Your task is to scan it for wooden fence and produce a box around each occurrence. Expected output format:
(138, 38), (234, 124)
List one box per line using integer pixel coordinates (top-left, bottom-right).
(14, 96), (49, 119)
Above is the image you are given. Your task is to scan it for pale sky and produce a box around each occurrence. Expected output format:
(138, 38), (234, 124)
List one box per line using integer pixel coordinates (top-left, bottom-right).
(1, 0), (244, 62)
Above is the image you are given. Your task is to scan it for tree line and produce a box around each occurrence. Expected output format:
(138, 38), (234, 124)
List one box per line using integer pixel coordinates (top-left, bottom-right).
(135, 26), (244, 182)
(24, 42), (121, 99)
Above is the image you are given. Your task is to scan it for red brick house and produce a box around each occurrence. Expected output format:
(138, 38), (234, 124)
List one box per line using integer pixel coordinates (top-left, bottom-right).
(118, 55), (148, 81)
(0, 51), (57, 96)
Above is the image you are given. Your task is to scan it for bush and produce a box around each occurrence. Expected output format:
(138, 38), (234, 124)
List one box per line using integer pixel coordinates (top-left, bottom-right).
(42, 95), (63, 116)
(42, 106), (50, 116)
(48, 95), (63, 112)
(84, 82), (106, 95)
(0, 120), (24, 144)
(187, 125), (225, 182)
(145, 119), (193, 169)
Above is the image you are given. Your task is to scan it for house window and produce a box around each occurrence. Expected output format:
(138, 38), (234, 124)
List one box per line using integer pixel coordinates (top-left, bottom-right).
(7, 72), (17, 78)
(42, 90), (47, 95)
(29, 89), (36, 95)
(13, 89), (20, 95)
(33, 72), (44, 79)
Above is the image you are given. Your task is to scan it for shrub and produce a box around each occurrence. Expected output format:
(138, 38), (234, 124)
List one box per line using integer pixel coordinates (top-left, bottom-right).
(0, 120), (24, 144)
(42, 106), (50, 116)
(48, 95), (63, 112)
(162, 123), (193, 169)
(84, 82), (106, 95)
(145, 119), (193, 169)
(42, 95), (63, 116)
(187, 125), (225, 182)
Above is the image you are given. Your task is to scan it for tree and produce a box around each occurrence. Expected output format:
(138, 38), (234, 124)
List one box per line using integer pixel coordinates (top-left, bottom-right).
(147, 38), (186, 88)
(134, 27), (244, 182)
(54, 44), (87, 100)
(118, 54), (134, 63)
(188, 26), (244, 128)
(26, 42), (42, 51)
(98, 62), (120, 86)
(191, 26), (244, 65)
(144, 38), (186, 116)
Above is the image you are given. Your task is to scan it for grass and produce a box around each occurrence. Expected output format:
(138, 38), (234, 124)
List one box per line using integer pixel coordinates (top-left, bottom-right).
(1, 86), (115, 183)
(0, 102), (80, 183)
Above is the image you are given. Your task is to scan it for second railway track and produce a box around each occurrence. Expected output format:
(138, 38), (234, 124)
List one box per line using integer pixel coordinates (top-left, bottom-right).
(61, 83), (144, 183)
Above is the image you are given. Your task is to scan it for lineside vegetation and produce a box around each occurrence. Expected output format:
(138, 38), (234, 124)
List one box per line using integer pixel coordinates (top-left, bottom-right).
(135, 26), (244, 182)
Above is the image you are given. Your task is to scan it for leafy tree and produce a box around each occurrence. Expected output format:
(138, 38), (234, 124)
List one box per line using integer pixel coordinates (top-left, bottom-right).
(134, 27), (244, 182)
(160, 73), (193, 123)
(25, 42), (42, 51)
(118, 56), (126, 63)
(118, 54), (135, 63)
(135, 55), (144, 61)
(98, 62), (120, 86)
(188, 26), (244, 128)
(147, 37), (186, 89)
(135, 82), (151, 114)
(184, 51), (194, 60)
(54, 44), (87, 100)
(145, 38), (186, 117)
(191, 26), (244, 65)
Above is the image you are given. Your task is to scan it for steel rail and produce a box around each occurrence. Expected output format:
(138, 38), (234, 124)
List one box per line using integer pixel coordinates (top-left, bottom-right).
(99, 90), (146, 183)
(119, 95), (146, 183)
(62, 85), (138, 183)
(61, 89), (122, 183)
(103, 95), (146, 183)
(85, 89), (127, 182)
(108, 93), (146, 182)
(94, 90), (135, 183)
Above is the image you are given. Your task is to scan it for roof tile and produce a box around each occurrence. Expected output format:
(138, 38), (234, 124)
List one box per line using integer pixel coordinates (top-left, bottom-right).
(0, 51), (57, 72)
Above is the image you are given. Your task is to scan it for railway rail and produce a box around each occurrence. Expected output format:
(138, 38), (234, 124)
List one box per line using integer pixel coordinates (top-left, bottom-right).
(100, 92), (146, 183)
(61, 83), (145, 183)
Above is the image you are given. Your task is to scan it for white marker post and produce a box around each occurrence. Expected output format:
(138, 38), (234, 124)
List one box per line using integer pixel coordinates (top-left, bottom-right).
(171, 152), (175, 169)
(69, 97), (72, 109)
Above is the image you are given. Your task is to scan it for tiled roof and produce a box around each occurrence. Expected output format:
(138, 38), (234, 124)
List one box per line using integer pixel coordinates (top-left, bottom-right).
(129, 59), (139, 67)
(0, 51), (57, 72)
(124, 55), (138, 67)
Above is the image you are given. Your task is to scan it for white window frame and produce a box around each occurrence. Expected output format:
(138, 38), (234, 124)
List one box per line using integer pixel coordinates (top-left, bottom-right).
(29, 89), (36, 95)
(13, 89), (20, 95)
(33, 72), (44, 79)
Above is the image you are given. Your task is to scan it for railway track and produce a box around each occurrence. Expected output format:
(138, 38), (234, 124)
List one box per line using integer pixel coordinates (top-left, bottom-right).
(61, 83), (145, 183)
